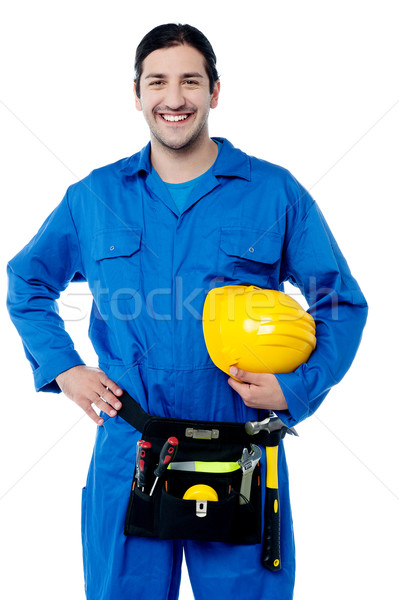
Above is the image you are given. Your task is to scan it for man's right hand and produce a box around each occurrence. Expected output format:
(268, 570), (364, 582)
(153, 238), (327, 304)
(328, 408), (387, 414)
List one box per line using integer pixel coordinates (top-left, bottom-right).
(55, 365), (123, 426)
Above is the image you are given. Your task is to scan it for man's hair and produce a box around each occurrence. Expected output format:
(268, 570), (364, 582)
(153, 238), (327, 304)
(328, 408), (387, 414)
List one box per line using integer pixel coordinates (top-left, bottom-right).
(134, 23), (220, 98)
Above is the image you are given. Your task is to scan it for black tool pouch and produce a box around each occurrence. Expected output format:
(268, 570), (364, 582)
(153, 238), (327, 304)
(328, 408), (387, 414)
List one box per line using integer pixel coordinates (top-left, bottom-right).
(118, 392), (285, 546)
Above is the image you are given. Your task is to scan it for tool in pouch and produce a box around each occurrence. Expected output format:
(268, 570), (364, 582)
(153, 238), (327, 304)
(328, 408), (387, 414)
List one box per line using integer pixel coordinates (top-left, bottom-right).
(149, 436), (179, 496)
(246, 413), (298, 572)
(136, 440), (152, 492)
(238, 444), (262, 505)
(183, 483), (219, 517)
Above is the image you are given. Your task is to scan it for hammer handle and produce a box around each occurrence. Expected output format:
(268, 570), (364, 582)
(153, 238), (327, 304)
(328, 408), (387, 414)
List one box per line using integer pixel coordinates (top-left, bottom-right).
(261, 445), (282, 572)
(262, 487), (281, 571)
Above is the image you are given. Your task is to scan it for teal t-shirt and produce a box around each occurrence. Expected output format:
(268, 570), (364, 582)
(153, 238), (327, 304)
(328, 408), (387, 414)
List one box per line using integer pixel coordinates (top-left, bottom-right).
(152, 140), (221, 214)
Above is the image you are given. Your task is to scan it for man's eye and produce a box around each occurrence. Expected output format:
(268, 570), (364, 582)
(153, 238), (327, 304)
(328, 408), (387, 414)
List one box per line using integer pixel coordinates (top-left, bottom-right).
(149, 81), (164, 86)
(184, 80), (198, 86)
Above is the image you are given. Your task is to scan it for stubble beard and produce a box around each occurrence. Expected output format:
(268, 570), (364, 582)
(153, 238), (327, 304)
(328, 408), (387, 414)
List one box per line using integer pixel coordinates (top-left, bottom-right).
(150, 107), (210, 153)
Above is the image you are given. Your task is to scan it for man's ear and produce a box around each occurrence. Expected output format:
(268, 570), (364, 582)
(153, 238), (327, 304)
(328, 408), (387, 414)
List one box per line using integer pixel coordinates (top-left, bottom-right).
(133, 82), (142, 111)
(210, 80), (221, 109)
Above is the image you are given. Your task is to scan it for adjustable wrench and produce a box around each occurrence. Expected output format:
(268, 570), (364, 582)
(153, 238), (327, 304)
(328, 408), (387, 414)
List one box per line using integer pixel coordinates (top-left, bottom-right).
(238, 444), (262, 505)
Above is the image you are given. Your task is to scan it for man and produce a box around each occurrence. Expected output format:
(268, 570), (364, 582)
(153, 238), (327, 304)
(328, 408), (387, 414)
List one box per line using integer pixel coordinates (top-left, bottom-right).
(7, 23), (367, 600)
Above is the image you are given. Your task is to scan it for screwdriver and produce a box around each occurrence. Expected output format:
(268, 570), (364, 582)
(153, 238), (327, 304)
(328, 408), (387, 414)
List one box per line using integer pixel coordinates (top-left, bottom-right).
(149, 436), (179, 496)
(137, 441), (152, 492)
(135, 440), (144, 481)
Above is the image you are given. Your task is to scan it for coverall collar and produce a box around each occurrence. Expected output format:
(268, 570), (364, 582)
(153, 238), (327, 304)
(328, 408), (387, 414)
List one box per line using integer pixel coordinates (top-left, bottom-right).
(120, 137), (251, 217)
(121, 137), (251, 181)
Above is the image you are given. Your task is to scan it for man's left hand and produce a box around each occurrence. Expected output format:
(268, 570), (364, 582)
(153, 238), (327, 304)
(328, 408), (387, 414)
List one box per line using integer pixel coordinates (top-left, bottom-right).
(228, 366), (288, 411)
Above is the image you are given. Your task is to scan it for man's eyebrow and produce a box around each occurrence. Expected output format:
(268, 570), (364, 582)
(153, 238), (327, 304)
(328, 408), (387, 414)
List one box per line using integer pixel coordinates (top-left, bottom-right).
(145, 73), (165, 80)
(144, 72), (204, 80)
(181, 73), (204, 79)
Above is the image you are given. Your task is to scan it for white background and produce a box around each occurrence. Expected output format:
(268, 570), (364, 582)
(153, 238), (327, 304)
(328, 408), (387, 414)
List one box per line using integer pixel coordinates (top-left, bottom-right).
(1, 1), (398, 598)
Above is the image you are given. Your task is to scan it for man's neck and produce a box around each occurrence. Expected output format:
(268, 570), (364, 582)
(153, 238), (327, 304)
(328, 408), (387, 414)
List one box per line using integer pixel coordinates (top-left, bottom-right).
(150, 136), (219, 184)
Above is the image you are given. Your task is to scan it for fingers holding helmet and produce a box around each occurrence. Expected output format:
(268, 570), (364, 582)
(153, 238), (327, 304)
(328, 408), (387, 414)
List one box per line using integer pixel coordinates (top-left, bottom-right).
(227, 366), (288, 411)
(229, 366), (263, 384)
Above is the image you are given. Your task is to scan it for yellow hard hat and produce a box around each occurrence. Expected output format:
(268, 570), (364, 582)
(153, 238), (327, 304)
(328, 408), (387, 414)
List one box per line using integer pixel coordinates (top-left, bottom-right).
(202, 285), (316, 376)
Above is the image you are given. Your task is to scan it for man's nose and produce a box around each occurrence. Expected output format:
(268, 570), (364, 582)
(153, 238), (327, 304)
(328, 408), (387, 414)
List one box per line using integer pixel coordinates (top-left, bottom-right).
(164, 83), (185, 110)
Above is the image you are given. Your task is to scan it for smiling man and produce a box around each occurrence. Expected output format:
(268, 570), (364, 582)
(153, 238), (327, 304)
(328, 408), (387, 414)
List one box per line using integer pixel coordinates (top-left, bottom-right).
(135, 42), (220, 183)
(7, 23), (367, 600)
(136, 44), (219, 150)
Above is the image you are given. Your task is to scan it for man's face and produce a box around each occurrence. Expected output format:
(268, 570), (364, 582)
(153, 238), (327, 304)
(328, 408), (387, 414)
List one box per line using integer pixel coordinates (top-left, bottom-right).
(134, 44), (220, 151)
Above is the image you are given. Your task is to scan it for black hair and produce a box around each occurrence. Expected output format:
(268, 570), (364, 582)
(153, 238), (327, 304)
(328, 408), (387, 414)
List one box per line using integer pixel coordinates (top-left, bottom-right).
(134, 23), (219, 98)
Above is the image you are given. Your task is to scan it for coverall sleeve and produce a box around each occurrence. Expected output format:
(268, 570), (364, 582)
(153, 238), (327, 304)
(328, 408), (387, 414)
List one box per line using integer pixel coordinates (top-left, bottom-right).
(274, 182), (368, 426)
(7, 190), (86, 393)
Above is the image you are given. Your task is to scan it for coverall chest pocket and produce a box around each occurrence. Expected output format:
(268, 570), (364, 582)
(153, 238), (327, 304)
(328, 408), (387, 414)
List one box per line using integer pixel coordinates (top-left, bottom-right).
(91, 228), (142, 316)
(218, 227), (282, 288)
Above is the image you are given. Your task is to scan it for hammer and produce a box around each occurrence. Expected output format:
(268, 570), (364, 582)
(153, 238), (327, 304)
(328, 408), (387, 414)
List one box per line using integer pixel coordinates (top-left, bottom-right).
(245, 414), (298, 572)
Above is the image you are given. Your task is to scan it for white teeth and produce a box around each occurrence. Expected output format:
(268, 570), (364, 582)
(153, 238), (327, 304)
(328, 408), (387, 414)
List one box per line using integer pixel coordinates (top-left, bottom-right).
(161, 114), (189, 122)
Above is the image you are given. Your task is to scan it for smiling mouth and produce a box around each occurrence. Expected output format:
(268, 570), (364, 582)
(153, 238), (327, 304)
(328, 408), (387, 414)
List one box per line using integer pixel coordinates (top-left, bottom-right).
(159, 113), (193, 122)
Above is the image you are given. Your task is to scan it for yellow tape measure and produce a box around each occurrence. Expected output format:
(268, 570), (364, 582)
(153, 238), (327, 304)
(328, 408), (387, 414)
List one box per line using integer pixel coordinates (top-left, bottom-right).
(183, 484), (219, 501)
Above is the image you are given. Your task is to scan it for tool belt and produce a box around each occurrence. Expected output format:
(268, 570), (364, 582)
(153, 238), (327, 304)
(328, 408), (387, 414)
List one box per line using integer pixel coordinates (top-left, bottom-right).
(118, 392), (287, 546)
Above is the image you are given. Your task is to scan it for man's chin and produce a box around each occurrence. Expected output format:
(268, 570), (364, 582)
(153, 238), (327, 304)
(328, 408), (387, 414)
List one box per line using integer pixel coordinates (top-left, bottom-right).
(155, 136), (195, 152)
(150, 122), (208, 153)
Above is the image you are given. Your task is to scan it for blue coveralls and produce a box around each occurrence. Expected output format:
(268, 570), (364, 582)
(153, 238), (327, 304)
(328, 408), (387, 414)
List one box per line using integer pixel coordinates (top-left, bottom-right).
(7, 138), (368, 600)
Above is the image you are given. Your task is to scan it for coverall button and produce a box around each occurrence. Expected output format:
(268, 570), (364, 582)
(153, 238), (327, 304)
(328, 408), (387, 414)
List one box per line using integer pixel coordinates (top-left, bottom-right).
(249, 247), (254, 253)
(110, 245), (115, 251)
